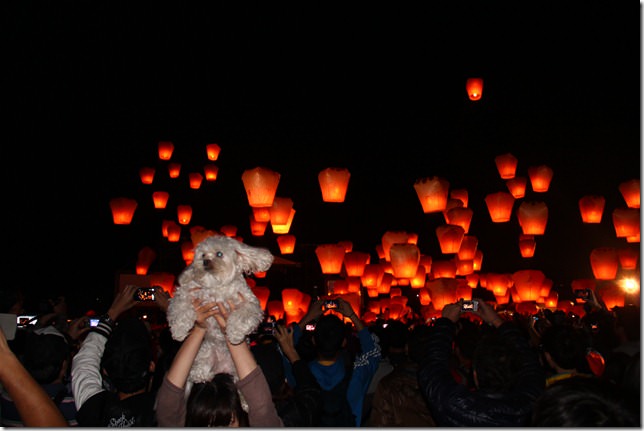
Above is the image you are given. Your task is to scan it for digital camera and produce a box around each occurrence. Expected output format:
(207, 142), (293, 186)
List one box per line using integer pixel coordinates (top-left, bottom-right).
(461, 300), (479, 312)
(324, 299), (339, 309)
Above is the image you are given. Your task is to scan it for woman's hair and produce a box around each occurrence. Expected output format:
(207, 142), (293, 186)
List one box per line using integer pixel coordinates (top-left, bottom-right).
(186, 373), (248, 427)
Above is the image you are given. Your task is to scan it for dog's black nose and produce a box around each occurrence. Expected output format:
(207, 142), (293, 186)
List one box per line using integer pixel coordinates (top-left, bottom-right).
(203, 259), (212, 268)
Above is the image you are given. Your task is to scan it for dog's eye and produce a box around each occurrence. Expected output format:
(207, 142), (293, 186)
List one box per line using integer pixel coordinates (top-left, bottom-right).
(216, 251), (223, 258)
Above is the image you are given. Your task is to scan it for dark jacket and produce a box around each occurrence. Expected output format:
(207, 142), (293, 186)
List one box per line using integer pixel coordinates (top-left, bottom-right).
(417, 318), (545, 427)
(275, 358), (322, 427)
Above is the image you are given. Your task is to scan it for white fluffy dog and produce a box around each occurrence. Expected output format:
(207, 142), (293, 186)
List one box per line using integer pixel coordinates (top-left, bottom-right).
(167, 235), (273, 384)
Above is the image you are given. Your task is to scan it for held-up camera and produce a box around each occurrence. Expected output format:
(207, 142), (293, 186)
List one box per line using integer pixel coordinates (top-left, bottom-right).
(324, 299), (339, 309)
(259, 321), (276, 336)
(461, 300), (479, 312)
(89, 318), (100, 327)
(134, 287), (156, 302)
(574, 289), (591, 301)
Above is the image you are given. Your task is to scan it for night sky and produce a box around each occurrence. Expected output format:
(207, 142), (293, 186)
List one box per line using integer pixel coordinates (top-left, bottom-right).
(5, 3), (640, 315)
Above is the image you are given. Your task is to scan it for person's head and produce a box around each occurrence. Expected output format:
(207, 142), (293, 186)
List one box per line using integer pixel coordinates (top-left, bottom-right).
(186, 373), (248, 427)
(23, 326), (70, 384)
(540, 324), (591, 373)
(471, 331), (522, 392)
(380, 319), (409, 364)
(313, 314), (347, 361)
(101, 317), (154, 394)
(531, 375), (638, 426)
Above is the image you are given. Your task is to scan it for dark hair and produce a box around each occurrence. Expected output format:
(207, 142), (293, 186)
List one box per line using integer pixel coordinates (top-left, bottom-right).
(186, 373), (248, 427)
(532, 375), (638, 426)
(101, 317), (153, 394)
(471, 331), (522, 392)
(540, 324), (590, 372)
(313, 314), (346, 360)
(23, 330), (70, 384)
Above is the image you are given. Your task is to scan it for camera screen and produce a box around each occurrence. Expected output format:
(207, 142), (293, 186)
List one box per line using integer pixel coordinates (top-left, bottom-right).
(324, 300), (338, 309)
(135, 288), (155, 301)
(17, 315), (38, 327)
(89, 318), (100, 327)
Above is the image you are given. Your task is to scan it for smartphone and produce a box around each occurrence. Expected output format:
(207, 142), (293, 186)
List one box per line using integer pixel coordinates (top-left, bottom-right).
(324, 299), (339, 309)
(461, 300), (479, 312)
(89, 318), (100, 327)
(0, 313), (17, 341)
(17, 315), (38, 328)
(134, 287), (156, 302)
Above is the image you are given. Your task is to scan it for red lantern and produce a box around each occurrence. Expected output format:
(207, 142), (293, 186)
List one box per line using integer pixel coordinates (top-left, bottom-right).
(241, 167), (281, 208)
(590, 247), (619, 280)
(249, 215), (268, 237)
(506, 177), (527, 199)
(413, 176), (450, 213)
(617, 246), (639, 270)
(527, 165), (554, 192)
(266, 300), (285, 321)
(389, 243), (420, 279)
(152, 191), (169, 209)
(277, 234), (296, 254)
(181, 240), (194, 266)
(166, 221), (181, 242)
(269, 197), (294, 226)
(485, 191), (515, 222)
(109, 197), (138, 225)
(251, 285), (270, 311)
(361, 263), (385, 288)
(579, 195), (606, 223)
(518, 234), (536, 258)
(158, 141), (174, 160)
(486, 273), (513, 297)
(206, 143), (221, 161)
(445, 207), (473, 233)
(318, 167), (351, 203)
(204, 164), (219, 181)
(431, 259), (457, 279)
(381, 231), (412, 261)
(619, 179), (640, 208)
(177, 205), (192, 225)
(473, 250), (484, 271)
(494, 153), (518, 179)
(315, 244), (346, 274)
(465, 77), (484, 101)
(252, 207), (271, 222)
(220, 225), (237, 237)
(136, 246), (156, 275)
(427, 278), (458, 310)
(450, 188), (469, 207)
(188, 172), (203, 189)
(436, 224), (465, 254)
(512, 269), (546, 302)
(597, 282), (626, 309)
(612, 208), (640, 238)
(343, 251), (370, 277)
(271, 208), (295, 234)
(168, 162), (181, 178)
(457, 235), (478, 260)
(517, 201), (548, 235)
(139, 167), (155, 184)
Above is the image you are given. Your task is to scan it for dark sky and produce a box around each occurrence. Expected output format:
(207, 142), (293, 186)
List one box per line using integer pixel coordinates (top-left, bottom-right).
(4, 3), (640, 314)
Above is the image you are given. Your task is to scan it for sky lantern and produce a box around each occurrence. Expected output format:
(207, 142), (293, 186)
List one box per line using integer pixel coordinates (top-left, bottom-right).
(281, 288), (305, 315)
(427, 278), (458, 310)
(455, 257), (474, 276)
(410, 265), (427, 288)
(266, 300), (285, 321)
(377, 273), (394, 294)
(515, 301), (539, 315)
(612, 207), (640, 238)
(597, 282), (626, 310)
(590, 247), (619, 280)
(518, 234), (536, 258)
(505, 176), (527, 199)
(473, 250), (484, 271)
(343, 251), (370, 276)
(527, 165), (554, 192)
(188, 172), (203, 189)
(152, 191), (169, 209)
(381, 231), (411, 261)
(413, 176), (450, 213)
(465, 77), (484, 101)
(269, 197), (294, 226)
(445, 207), (473, 233)
(204, 164), (219, 181)
(220, 225), (237, 237)
(494, 153), (518, 179)
(465, 273), (479, 288)
(457, 235), (478, 261)
(338, 240), (353, 252)
(418, 288), (431, 306)
(618, 179), (640, 208)
(158, 141), (174, 160)
(450, 188), (469, 207)
(271, 208), (295, 234)
(149, 272), (176, 296)
(329, 279), (349, 295)
(512, 269), (546, 302)
(315, 244), (346, 274)
(136, 246), (156, 275)
(419, 255), (433, 274)
(431, 259), (457, 279)
(177, 205), (193, 225)
(617, 246), (639, 270)
(166, 221), (181, 242)
(443, 198), (464, 217)
(168, 162), (181, 178)
(249, 215), (268, 236)
(206, 143), (221, 161)
(486, 272), (513, 297)
(345, 276), (361, 293)
(578, 195), (606, 223)
(544, 291), (558, 309)
(181, 240), (194, 265)
(277, 234), (296, 254)
(250, 285), (270, 311)
(389, 243), (420, 278)
(109, 197), (138, 225)
(495, 289), (511, 306)
(252, 207), (271, 223)
(318, 167), (351, 202)
(241, 166), (281, 208)
(485, 191), (515, 222)
(189, 226), (216, 246)
(539, 278), (553, 299)
(436, 224), (465, 254)
(456, 279), (472, 301)
(626, 232), (640, 243)
(361, 263), (385, 288)
(139, 167), (155, 184)
(517, 201), (548, 235)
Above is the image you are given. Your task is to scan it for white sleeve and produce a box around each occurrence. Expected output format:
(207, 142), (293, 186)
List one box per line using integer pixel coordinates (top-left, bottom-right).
(70, 331), (108, 409)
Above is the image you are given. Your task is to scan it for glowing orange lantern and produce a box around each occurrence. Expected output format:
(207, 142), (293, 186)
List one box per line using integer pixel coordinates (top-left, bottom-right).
(456, 279), (473, 301)
(427, 278), (458, 310)
(445, 207), (473, 233)
(436, 224), (465, 254)
(544, 291), (558, 309)
(251, 285), (270, 311)
(410, 265), (427, 288)
(346, 276), (361, 293)
(152, 191), (169, 209)
(177, 205), (192, 225)
(271, 208), (295, 234)
(473, 250), (484, 271)
(338, 240), (353, 252)
(612, 208), (640, 238)
(619, 179), (640, 208)
(597, 282), (626, 310)
(315, 244), (346, 274)
(204, 164), (219, 181)
(343, 251), (370, 277)
(377, 273), (394, 294)
(465, 274), (479, 288)
(139, 167), (155, 184)
(266, 300), (285, 321)
(506, 177), (527, 199)
(419, 255), (433, 273)
(450, 188), (469, 207)
(249, 215), (268, 236)
(457, 235), (478, 260)
(136, 246), (156, 275)
(109, 197), (138, 225)
(512, 269), (546, 302)
(431, 259), (457, 279)
(281, 288), (305, 315)
(579, 195), (606, 223)
(181, 241), (194, 265)
(485, 191), (515, 222)
(168, 162), (181, 178)
(269, 197), (294, 226)
(158, 141), (174, 160)
(527, 165), (554, 192)
(414, 176), (450, 213)
(220, 225), (237, 237)
(206, 143), (221, 161)
(419, 288), (431, 306)
(494, 153), (518, 179)
(361, 263), (385, 288)
(241, 167), (281, 208)
(188, 172), (203, 189)
(252, 207), (271, 223)
(189, 226), (216, 246)
(590, 247), (619, 280)
(389, 243), (420, 278)
(517, 201), (548, 235)
(166, 222), (181, 242)
(318, 167), (351, 203)
(277, 234), (296, 254)
(617, 246), (639, 270)
(519, 234), (536, 258)
(149, 272), (176, 296)
(465, 77), (484, 101)
(486, 273), (513, 297)
(381, 231), (411, 261)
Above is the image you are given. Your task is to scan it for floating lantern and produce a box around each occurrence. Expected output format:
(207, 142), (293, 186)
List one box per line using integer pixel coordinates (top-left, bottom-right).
(206, 143), (221, 161)
(427, 278), (458, 310)
(361, 263), (385, 288)
(517, 201), (548, 235)
(579, 195), (606, 223)
(413, 176), (450, 213)
(377, 273), (394, 294)
(527, 165), (554, 192)
(166, 221), (181, 242)
(109, 197), (138, 225)
(189, 226), (216, 246)
(269, 197), (294, 226)
(204, 164), (219, 181)
(466, 274), (479, 289)
(188, 172), (203, 189)
(241, 167), (281, 208)
(494, 153), (518, 179)
(518, 234), (536, 258)
(389, 243), (420, 279)
(445, 207), (473, 233)
(450, 188), (469, 207)
(158, 141), (174, 160)
(381, 231), (411, 261)
(252, 207), (271, 223)
(612, 208), (640, 238)
(597, 282), (626, 309)
(436, 224), (465, 254)
(456, 279), (473, 301)
(220, 225), (237, 237)
(277, 234), (296, 254)
(513, 269), (546, 302)
(473, 250), (484, 271)
(617, 246), (639, 270)
(506, 177), (527, 199)
(281, 288), (305, 315)
(318, 167), (351, 203)
(338, 240), (353, 252)
(250, 285), (270, 311)
(271, 208), (295, 234)
(544, 291), (558, 309)
(465, 77), (484, 101)
(590, 247), (619, 280)
(618, 179), (640, 208)
(149, 272), (176, 296)
(455, 257), (474, 276)
(152, 191), (169, 209)
(457, 235), (478, 261)
(177, 205), (193, 225)
(486, 273), (513, 297)
(431, 259), (457, 279)
(485, 191), (515, 222)
(410, 265), (427, 288)
(168, 162), (181, 178)
(249, 215), (268, 236)
(343, 251), (370, 277)
(136, 246), (156, 275)
(266, 300), (285, 321)
(419, 255), (433, 274)
(181, 241), (194, 265)
(315, 244), (346, 274)
(139, 167), (155, 184)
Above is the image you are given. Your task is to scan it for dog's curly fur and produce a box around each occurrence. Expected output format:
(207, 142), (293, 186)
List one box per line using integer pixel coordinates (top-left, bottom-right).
(167, 235), (273, 384)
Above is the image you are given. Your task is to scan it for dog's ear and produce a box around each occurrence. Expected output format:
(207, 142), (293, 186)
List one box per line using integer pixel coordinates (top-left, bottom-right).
(233, 241), (274, 274)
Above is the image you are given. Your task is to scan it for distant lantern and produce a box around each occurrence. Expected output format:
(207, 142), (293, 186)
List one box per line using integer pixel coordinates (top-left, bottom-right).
(455, 256), (474, 276)
(377, 273), (394, 294)
(427, 278), (458, 310)
(465, 273), (479, 289)
(241, 167), (281, 208)
(281, 288), (305, 315)
(617, 246), (639, 270)
(413, 176), (450, 213)
(249, 215), (268, 236)
(181, 240), (194, 265)
(109, 197), (138, 225)
(277, 234), (296, 254)
(152, 191), (169, 209)
(252, 207), (271, 223)
(443, 198), (464, 217)
(149, 272), (176, 296)
(188, 172), (203, 189)
(166, 221), (181, 242)
(456, 279), (473, 301)
(346, 276), (361, 293)
(139, 167), (155, 184)
(266, 300), (285, 321)
(431, 259), (457, 279)
(527, 165), (554, 192)
(494, 153), (518, 179)
(338, 240), (353, 252)
(618, 179), (640, 208)
(168, 162), (181, 178)
(315, 244), (346, 274)
(318, 167), (351, 203)
(590, 247), (619, 280)
(506, 177), (527, 199)
(410, 265), (427, 288)
(450, 188), (469, 207)
(518, 234), (536, 258)
(177, 205), (193, 225)
(136, 246), (156, 275)
(389, 243), (421, 279)
(597, 282), (626, 310)
(204, 164), (219, 181)
(485, 191), (515, 222)
(158, 141), (174, 160)
(269, 197), (294, 226)
(612, 208), (640, 238)
(579, 195), (606, 223)
(361, 263), (385, 288)
(544, 291), (559, 309)
(473, 250), (484, 271)
(457, 235), (478, 261)
(465, 77), (484, 101)
(271, 208), (295, 234)
(445, 207), (474, 233)
(486, 273), (513, 297)
(206, 143), (221, 161)
(517, 201), (549, 235)
(419, 288), (431, 306)
(220, 225), (237, 237)
(512, 269), (546, 302)
(419, 255), (433, 273)
(251, 285), (270, 311)
(381, 231), (411, 261)
(343, 251), (370, 277)
(436, 224), (465, 254)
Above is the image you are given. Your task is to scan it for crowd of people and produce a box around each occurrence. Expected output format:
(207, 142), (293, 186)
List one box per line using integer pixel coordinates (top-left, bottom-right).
(0, 283), (639, 427)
